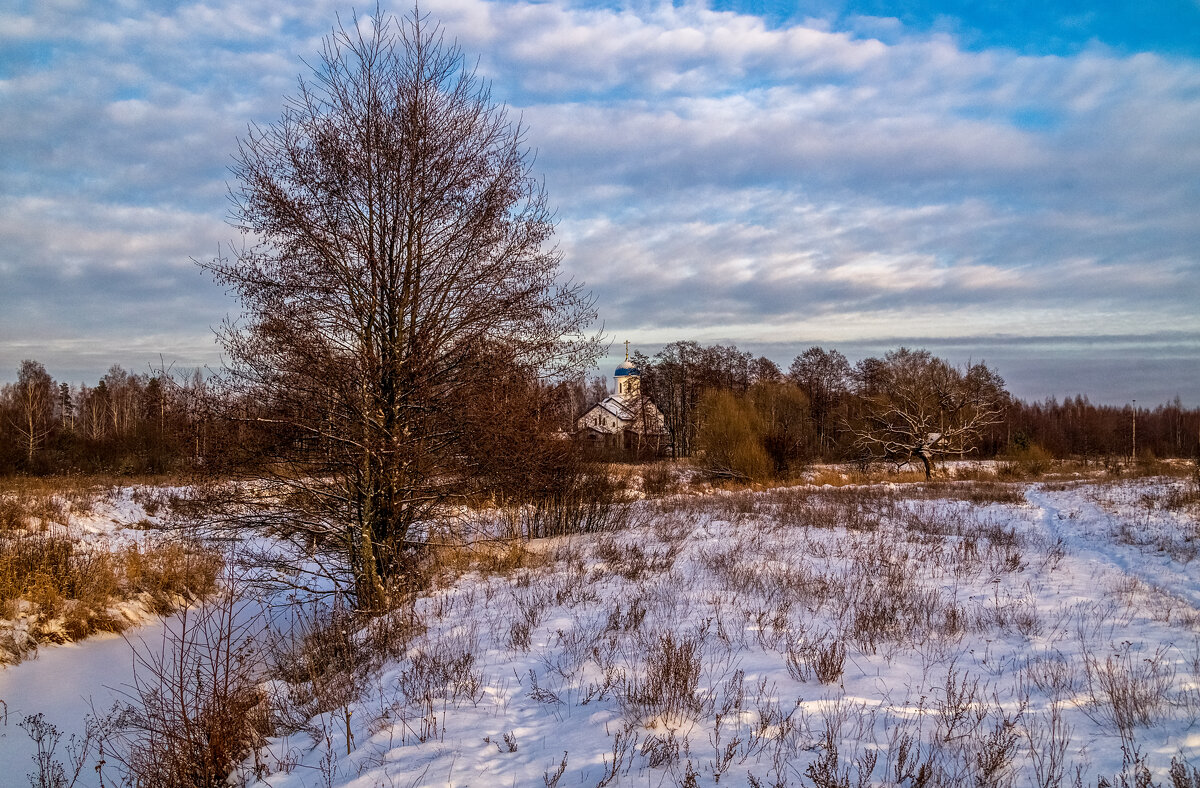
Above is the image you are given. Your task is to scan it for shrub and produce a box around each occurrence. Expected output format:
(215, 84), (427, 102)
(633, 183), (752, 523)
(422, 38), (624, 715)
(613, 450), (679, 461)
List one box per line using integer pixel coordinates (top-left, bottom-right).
(517, 466), (627, 538)
(620, 631), (703, 722)
(100, 593), (272, 787)
(783, 635), (846, 684)
(696, 391), (772, 483)
(998, 442), (1054, 478)
(640, 463), (680, 497)
(1082, 643), (1174, 740)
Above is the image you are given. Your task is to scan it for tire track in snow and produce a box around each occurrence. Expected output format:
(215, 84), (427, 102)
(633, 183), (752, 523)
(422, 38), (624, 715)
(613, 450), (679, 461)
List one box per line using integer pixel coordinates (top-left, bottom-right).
(1025, 483), (1200, 611)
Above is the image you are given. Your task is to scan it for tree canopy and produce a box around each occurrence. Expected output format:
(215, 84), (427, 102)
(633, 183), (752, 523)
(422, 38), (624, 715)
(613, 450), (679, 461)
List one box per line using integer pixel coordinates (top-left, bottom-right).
(204, 7), (600, 609)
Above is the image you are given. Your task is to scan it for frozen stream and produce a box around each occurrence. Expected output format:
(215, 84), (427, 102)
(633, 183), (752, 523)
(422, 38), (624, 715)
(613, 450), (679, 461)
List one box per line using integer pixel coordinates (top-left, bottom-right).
(0, 486), (315, 785)
(0, 620), (167, 786)
(0, 595), (275, 788)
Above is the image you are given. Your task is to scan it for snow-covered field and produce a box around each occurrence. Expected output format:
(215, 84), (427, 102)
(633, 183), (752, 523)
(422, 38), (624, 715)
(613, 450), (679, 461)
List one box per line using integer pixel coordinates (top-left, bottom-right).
(245, 475), (1200, 787)
(1, 473), (1197, 786)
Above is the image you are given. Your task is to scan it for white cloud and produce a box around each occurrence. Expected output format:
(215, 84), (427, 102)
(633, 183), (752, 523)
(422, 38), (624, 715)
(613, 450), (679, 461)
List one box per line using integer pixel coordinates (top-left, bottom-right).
(0, 0), (1196, 396)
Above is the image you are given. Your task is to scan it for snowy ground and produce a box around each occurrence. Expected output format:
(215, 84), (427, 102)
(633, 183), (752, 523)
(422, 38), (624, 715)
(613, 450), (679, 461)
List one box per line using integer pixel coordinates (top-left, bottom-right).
(244, 475), (1200, 787)
(3, 482), (176, 545)
(1, 474), (1198, 787)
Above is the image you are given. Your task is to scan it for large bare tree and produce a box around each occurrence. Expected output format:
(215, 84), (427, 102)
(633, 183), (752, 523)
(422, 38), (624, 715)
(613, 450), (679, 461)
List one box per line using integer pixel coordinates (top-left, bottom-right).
(848, 348), (1007, 479)
(203, 8), (599, 609)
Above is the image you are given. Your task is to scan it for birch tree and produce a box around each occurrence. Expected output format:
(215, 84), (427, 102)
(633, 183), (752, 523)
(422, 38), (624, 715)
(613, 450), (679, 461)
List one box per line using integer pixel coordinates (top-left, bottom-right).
(10, 360), (54, 464)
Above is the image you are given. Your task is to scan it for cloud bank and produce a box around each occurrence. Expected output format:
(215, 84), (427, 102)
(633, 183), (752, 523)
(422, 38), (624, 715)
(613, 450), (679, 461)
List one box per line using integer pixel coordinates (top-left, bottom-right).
(1, 0), (1196, 403)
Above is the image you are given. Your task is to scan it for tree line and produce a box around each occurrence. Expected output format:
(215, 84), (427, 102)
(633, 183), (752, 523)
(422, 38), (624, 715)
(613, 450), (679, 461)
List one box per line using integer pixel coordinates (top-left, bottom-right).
(621, 341), (1200, 478)
(3, 347), (1195, 479)
(0, 360), (215, 475)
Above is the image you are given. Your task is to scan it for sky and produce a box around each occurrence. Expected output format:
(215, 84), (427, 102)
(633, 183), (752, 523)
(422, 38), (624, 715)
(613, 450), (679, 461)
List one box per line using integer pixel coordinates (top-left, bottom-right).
(1, 0), (1198, 405)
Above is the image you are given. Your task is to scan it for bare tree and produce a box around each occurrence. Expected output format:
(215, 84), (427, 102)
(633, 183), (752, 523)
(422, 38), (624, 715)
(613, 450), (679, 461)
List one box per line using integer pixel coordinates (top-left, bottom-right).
(634, 342), (701, 457)
(202, 7), (598, 609)
(749, 355), (783, 385)
(788, 347), (850, 457)
(585, 375), (610, 409)
(10, 360), (55, 464)
(848, 348), (1007, 478)
(76, 382), (109, 442)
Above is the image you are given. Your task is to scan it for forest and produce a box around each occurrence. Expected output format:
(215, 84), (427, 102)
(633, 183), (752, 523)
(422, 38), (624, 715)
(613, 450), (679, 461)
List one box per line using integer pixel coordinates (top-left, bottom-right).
(2, 344), (1195, 479)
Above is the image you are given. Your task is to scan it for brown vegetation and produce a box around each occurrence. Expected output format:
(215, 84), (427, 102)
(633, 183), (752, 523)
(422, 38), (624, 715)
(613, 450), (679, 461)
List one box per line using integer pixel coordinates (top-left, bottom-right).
(0, 484), (221, 662)
(98, 591), (273, 787)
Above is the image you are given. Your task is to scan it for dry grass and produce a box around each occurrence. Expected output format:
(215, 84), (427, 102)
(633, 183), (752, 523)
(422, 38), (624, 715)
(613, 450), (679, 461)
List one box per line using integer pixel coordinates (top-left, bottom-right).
(806, 466), (930, 486)
(913, 481), (1028, 505)
(600, 457), (1121, 501)
(1081, 642), (1176, 742)
(0, 484), (222, 662)
(240, 472), (1200, 786)
(619, 631), (704, 723)
(425, 537), (552, 582)
(0, 473), (184, 499)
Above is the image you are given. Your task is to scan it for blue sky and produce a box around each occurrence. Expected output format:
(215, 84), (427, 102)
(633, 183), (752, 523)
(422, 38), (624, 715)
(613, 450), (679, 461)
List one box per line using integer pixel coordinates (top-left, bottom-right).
(1, 0), (1198, 404)
(710, 0), (1200, 56)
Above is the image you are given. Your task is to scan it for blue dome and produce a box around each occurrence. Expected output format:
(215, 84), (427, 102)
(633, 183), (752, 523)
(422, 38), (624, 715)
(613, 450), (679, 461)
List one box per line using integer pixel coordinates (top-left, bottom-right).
(615, 363), (639, 377)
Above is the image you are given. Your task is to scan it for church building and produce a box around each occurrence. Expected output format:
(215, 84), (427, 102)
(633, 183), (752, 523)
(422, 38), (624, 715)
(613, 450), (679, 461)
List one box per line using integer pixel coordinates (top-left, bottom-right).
(576, 348), (669, 454)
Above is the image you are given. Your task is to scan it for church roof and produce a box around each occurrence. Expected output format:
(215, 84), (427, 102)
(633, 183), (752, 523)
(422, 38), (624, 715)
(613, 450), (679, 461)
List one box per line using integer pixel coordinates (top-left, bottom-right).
(596, 396), (635, 420)
(576, 393), (669, 437)
(578, 396), (635, 427)
(615, 363), (639, 376)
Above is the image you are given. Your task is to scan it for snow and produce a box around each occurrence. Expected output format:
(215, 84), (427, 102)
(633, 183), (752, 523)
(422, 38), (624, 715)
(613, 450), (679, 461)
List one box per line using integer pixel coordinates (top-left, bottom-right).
(0, 616), (168, 786)
(2, 475), (1198, 786)
(244, 476), (1200, 787)
(14, 483), (178, 547)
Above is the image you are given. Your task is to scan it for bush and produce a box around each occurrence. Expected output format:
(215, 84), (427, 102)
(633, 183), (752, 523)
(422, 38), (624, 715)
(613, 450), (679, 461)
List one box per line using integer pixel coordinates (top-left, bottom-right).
(748, 381), (812, 475)
(640, 462), (680, 497)
(269, 598), (373, 734)
(100, 593), (272, 787)
(998, 442), (1054, 478)
(696, 391), (772, 483)
(620, 631), (703, 722)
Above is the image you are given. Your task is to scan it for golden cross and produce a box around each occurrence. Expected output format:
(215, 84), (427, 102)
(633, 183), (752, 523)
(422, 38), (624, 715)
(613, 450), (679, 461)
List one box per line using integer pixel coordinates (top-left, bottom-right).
(624, 339), (630, 359)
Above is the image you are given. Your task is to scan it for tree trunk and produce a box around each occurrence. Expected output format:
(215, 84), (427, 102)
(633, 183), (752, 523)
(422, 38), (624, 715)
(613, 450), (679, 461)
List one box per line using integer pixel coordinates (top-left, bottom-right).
(918, 451), (933, 479)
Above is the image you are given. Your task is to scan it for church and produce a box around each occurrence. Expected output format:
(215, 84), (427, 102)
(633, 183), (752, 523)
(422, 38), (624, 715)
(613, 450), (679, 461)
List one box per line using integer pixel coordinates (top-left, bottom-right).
(575, 350), (669, 454)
